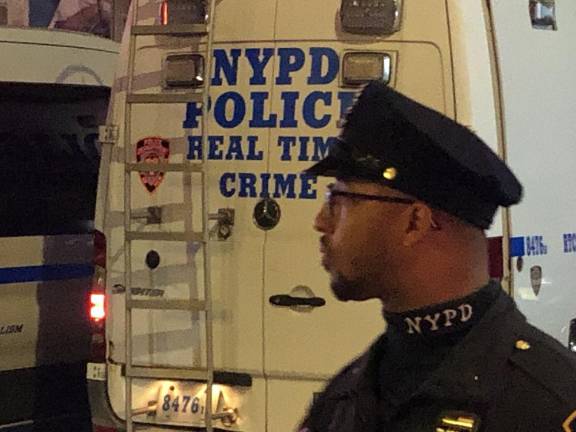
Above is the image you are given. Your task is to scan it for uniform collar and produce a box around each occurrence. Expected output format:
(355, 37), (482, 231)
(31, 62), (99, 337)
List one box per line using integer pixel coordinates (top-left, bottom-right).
(414, 286), (524, 403)
(330, 283), (527, 412)
(383, 282), (501, 341)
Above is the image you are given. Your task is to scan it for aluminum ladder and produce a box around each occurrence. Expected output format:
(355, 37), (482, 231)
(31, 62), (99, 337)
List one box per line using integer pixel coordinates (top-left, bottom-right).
(122, 1), (218, 430)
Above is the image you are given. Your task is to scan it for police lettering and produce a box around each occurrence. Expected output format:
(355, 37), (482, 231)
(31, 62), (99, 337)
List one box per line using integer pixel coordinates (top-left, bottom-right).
(183, 91), (355, 130)
(404, 304), (473, 335)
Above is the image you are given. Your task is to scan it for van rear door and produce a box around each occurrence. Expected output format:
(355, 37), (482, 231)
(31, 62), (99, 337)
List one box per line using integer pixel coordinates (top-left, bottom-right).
(263, 1), (456, 430)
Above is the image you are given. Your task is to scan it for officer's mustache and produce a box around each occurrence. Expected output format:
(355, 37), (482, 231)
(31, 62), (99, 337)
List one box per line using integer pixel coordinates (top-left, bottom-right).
(319, 236), (329, 253)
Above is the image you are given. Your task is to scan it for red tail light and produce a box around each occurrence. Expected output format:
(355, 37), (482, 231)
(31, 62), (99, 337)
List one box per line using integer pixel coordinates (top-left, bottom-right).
(90, 293), (105, 321)
(90, 230), (107, 362)
(160, 0), (169, 25)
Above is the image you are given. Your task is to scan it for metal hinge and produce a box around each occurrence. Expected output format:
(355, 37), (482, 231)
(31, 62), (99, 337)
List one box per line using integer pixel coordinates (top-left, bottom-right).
(98, 125), (119, 144)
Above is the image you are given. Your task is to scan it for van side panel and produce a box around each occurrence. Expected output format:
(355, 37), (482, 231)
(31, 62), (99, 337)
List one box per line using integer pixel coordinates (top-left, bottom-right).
(445, 0), (503, 237)
(489, 0), (576, 346)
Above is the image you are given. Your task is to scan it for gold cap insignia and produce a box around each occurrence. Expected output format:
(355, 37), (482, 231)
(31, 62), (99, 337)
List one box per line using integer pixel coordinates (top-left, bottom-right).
(382, 167), (397, 181)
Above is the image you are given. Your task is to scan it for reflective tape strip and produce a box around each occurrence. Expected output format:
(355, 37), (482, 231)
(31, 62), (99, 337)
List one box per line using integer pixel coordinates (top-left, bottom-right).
(0, 420), (33, 431)
(0, 264), (94, 285)
(509, 237), (526, 257)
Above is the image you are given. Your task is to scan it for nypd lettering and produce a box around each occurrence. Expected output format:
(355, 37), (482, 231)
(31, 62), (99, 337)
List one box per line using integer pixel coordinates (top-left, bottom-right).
(563, 233), (576, 253)
(404, 304), (473, 335)
(509, 235), (548, 257)
(182, 47), (356, 200)
(0, 324), (24, 336)
(525, 235), (548, 256)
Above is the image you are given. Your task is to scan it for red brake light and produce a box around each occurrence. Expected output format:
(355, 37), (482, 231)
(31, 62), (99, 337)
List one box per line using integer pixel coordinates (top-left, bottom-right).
(90, 293), (106, 321)
(160, 0), (169, 25)
(90, 229), (107, 362)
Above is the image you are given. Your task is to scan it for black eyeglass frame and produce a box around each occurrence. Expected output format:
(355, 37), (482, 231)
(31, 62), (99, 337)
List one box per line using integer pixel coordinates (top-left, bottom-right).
(324, 184), (441, 229)
(325, 184), (416, 209)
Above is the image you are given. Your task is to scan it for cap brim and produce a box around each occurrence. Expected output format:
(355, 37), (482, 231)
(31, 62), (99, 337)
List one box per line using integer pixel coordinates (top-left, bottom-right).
(302, 155), (341, 177)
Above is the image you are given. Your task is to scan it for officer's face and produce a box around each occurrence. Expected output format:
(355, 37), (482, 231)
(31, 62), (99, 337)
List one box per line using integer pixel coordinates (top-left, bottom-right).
(314, 180), (409, 302)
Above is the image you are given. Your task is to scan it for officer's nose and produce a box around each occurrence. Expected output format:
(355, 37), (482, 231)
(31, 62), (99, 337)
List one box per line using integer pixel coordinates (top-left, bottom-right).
(314, 202), (333, 234)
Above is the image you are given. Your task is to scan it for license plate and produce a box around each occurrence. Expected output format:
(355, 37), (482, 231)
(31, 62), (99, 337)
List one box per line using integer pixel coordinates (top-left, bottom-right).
(157, 383), (208, 426)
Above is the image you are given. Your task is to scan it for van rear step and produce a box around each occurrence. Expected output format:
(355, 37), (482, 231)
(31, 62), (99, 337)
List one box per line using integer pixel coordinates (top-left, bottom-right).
(121, 366), (252, 387)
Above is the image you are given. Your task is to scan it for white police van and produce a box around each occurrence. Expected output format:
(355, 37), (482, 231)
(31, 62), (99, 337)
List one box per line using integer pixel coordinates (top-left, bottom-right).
(90, 0), (576, 431)
(0, 17), (118, 432)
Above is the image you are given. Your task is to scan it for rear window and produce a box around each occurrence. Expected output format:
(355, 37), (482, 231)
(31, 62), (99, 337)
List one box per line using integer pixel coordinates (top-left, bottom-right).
(0, 83), (110, 237)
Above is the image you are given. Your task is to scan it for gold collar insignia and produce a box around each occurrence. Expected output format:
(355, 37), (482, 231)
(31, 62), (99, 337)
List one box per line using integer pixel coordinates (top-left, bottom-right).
(436, 411), (481, 432)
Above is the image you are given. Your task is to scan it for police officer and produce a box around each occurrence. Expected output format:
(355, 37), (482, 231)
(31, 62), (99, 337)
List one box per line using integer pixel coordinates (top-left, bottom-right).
(299, 82), (576, 432)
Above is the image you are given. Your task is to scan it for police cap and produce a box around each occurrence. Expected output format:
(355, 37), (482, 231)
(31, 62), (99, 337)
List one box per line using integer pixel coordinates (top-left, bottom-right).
(304, 81), (523, 229)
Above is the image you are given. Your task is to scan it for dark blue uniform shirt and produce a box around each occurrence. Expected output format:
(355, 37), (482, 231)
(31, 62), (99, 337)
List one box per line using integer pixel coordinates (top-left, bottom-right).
(300, 282), (576, 432)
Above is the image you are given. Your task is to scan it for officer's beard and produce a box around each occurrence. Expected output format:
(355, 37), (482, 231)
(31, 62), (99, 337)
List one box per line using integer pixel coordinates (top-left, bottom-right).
(330, 271), (373, 302)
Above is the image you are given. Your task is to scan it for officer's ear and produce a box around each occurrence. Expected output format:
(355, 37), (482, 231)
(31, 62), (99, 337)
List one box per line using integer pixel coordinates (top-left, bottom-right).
(402, 203), (438, 246)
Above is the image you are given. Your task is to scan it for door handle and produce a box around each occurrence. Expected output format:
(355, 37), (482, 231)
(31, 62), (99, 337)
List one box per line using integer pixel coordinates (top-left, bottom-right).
(269, 294), (326, 308)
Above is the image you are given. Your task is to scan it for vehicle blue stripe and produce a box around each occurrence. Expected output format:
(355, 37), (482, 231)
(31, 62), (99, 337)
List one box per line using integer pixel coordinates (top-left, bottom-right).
(510, 237), (526, 257)
(0, 264), (94, 285)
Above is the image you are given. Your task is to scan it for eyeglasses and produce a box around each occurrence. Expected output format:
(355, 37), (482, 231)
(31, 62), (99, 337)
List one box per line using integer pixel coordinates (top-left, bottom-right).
(324, 184), (442, 229)
(324, 183), (415, 217)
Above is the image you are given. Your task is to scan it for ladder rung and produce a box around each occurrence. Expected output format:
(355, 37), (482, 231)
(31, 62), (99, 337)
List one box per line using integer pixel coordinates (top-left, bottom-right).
(127, 299), (207, 311)
(126, 365), (210, 381)
(131, 403), (157, 417)
(126, 93), (203, 104)
(132, 24), (208, 36)
(126, 162), (204, 173)
(125, 231), (204, 242)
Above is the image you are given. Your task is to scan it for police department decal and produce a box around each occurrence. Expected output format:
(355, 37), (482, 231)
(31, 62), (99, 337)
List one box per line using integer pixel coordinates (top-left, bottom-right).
(136, 137), (170, 193)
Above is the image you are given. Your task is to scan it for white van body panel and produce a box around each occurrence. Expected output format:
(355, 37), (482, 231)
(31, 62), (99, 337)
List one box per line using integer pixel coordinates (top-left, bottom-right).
(0, 27), (117, 86)
(488, 0), (576, 345)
